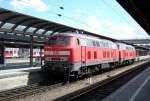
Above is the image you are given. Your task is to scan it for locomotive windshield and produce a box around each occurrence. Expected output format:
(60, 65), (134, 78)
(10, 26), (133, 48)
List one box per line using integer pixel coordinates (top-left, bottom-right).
(48, 37), (70, 45)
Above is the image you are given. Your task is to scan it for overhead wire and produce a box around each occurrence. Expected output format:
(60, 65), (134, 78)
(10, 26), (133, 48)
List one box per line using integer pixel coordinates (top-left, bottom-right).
(102, 0), (150, 39)
(15, 1), (103, 33)
(101, 0), (143, 39)
(101, 0), (134, 26)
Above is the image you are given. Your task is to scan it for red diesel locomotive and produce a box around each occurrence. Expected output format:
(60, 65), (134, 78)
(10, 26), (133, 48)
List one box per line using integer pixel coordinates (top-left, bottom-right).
(117, 43), (136, 64)
(42, 32), (136, 77)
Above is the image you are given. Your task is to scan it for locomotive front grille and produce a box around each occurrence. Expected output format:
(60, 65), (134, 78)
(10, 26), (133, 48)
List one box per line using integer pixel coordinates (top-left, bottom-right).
(51, 58), (61, 61)
(46, 57), (68, 62)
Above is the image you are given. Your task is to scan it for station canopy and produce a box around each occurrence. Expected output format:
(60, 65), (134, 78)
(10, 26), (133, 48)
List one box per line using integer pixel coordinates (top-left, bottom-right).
(0, 8), (77, 44)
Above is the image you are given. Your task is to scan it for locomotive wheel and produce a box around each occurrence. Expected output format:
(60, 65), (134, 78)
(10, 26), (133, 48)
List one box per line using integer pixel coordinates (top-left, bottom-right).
(87, 67), (92, 75)
(73, 72), (79, 79)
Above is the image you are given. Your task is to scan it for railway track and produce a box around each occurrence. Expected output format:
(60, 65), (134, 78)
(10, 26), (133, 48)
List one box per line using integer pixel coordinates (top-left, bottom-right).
(55, 61), (150, 101)
(0, 70), (64, 101)
(0, 82), (63, 101)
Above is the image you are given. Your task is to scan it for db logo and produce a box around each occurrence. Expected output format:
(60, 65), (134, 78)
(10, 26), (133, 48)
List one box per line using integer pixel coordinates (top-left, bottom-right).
(53, 51), (59, 55)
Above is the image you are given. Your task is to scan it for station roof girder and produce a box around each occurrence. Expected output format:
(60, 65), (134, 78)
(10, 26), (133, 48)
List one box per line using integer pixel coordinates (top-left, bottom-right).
(0, 8), (76, 43)
(122, 39), (150, 44)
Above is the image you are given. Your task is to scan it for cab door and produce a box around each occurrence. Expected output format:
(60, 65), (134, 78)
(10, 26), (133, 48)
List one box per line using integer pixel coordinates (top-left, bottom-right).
(81, 46), (86, 67)
(78, 38), (87, 67)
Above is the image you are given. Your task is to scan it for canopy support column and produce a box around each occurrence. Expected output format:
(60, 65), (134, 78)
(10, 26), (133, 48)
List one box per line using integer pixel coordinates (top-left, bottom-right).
(40, 46), (43, 66)
(30, 35), (33, 67)
(0, 38), (5, 68)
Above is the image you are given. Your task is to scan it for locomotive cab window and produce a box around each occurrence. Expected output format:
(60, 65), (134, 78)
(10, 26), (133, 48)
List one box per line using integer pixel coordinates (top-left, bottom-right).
(48, 37), (57, 45)
(48, 37), (70, 45)
(59, 37), (69, 45)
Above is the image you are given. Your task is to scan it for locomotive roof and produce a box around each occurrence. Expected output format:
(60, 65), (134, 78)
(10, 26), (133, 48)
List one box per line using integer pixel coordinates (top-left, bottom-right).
(51, 32), (115, 43)
(117, 42), (134, 48)
(117, 42), (135, 50)
(52, 32), (98, 38)
(51, 32), (137, 49)
(50, 32), (139, 50)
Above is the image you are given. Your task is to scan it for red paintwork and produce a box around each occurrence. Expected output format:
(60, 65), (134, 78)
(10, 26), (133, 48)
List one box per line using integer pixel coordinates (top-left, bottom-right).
(117, 43), (136, 60)
(44, 35), (127, 64)
(119, 50), (136, 59)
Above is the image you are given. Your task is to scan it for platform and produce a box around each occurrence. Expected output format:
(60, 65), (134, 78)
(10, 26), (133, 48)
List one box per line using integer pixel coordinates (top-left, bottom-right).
(0, 67), (41, 78)
(103, 65), (150, 101)
(0, 58), (41, 70)
(0, 66), (41, 91)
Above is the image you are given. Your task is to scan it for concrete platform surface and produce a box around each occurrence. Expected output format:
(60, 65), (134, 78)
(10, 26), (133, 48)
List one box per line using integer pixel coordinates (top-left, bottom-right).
(0, 67), (41, 79)
(0, 67), (41, 91)
(103, 66), (150, 101)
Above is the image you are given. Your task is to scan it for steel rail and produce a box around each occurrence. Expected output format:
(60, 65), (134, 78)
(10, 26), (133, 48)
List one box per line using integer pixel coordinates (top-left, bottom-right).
(54, 61), (150, 101)
(0, 82), (63, 101)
